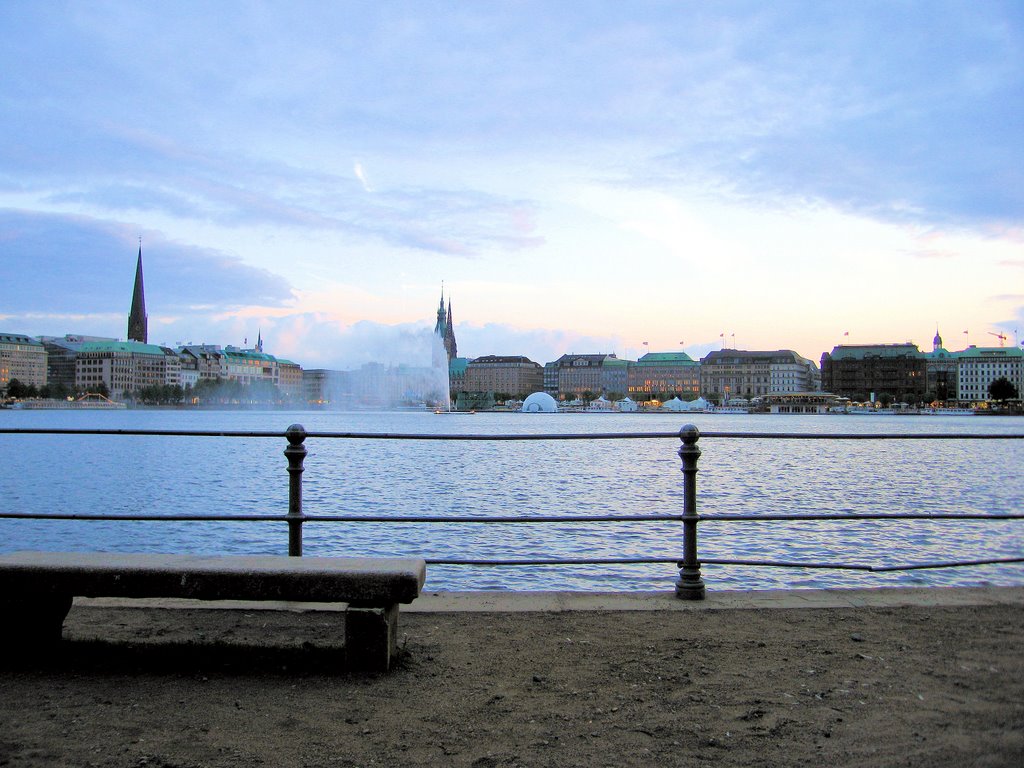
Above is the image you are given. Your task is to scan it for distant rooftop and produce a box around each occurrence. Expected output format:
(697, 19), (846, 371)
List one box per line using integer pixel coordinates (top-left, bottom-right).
(636, 351), (696, 365)
(0, 333), (43, 347)
(825, 343), (923, 360)
(77, 340), (168, 356)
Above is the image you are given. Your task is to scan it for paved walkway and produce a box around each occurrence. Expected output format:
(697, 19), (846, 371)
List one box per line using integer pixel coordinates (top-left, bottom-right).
(407, 585), (1024, 610)
(81, 584), (1024, 612)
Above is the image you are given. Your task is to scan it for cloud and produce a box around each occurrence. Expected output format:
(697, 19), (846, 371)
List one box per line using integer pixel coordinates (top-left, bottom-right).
(0, 209), (294, 320)
(632, 5), (1024, 231)
(354, 162), (373, 193)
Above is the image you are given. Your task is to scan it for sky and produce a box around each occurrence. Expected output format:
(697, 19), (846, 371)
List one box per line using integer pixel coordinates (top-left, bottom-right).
(1, 1), (1022, 370)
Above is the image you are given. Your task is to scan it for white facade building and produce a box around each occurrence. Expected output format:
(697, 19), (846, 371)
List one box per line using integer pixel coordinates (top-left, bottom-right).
(956, 346), (1023, 402)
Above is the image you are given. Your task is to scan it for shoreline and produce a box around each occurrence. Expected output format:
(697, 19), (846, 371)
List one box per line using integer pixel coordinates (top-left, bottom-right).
(2, 585), (1021, 767)
(76, 584), (1024, 613)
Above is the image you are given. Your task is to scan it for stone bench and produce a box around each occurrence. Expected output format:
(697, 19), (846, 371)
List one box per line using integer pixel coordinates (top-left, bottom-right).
(0, 551), (426, 672)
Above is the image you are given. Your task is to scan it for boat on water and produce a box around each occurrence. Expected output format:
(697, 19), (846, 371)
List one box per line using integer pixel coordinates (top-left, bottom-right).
(710, 406), (750, 414)
(9, 393), (126, 410)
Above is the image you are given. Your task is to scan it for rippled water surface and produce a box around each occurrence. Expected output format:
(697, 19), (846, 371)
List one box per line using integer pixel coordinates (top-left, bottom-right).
(2, 409), (1022, 591)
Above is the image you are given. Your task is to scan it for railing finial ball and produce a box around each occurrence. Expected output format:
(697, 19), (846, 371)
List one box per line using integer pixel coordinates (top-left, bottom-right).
(679, 424), (700, 444)
(286, 424), (307, 445)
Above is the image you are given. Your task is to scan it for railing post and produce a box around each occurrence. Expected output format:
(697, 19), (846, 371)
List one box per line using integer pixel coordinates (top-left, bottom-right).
(676, 424), (706, 599)
(284, 424), (307, 556)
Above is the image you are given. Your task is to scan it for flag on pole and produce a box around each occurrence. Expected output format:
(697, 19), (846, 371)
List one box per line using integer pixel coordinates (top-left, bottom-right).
(843, 331), (849, 336)
(642, 341), (649, 346)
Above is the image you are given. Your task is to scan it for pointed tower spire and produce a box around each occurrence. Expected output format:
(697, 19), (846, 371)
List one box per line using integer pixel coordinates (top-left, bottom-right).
(256, 329), (263, 353)
(445, 297), (457, 361)
(434, 284), (447, 339)
(128, 240), (148, 343)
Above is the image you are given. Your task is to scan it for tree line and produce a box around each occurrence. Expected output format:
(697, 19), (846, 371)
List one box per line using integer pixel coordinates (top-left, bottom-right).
(3, 377), (306, 406)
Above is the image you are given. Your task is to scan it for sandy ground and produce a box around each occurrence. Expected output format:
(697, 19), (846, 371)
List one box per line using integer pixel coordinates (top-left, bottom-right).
(0, 593), (1022, 768)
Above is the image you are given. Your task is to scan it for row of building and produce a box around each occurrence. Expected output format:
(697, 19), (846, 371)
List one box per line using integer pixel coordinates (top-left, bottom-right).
(438, 331), (1022, 406)
(0, 333), (305, 401)
(2, 246), (1019, 406)
(3, 329), (1021, 407)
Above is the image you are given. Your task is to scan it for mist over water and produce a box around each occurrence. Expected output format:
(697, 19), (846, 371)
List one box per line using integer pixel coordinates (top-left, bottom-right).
(313, 328), (450, 409)
(1, 409), (1022, 592)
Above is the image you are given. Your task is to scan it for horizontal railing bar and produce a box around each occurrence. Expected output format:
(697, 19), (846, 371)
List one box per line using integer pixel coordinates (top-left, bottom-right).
(870, 556), (1024, 572)
(697, 512), (1024, 521)
(698, 432), (1024, 440)
(428, 556), (1024, 570)
(0, 428), (289, 438)
(2, 427), (1023, 441)
(0, 512), (681, 523)
(697, 557), (1024, 571)
(428, 557), (682, 565)
(0, 512), (294, 521)
(304, 514), (682, 523)
(3, 511), (1021, 523)
(696, 558), (874, 570)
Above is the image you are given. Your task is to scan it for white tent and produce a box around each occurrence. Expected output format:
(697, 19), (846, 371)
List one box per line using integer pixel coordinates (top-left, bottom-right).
(662, 396), (709, 412)
(521, 392), (559, 413)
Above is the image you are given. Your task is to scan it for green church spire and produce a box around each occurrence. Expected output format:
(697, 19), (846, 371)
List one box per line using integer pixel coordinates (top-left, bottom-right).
(128, 242), (148, 343)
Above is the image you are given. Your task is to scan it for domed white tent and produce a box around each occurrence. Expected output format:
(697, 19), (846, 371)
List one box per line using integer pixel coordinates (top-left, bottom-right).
(662, 396), (709, 412)
(521, 392), (558, 413)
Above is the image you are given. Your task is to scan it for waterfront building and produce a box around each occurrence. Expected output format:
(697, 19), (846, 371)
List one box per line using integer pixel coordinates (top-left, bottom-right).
(277, 359), (303, 399)
(552, 353), (629, 399)
(0, 332), (47, 394)
(448, 357), (469, 398)
(128, 245), (148, 344)
(543, 361), (559, 396)
(302, 368), (350, 405)
(627, 352), (700, 401)
(74, 340), (180, 398)
(820, 343), (927, 403)
(177, 345), (228, 381)
(463, 355), (544, 399)
(955, 346), (1024, 403)
(39, 335), (119, 391)
(223, 346), (279, 387)
(925, 329), (958, 402)
(700, 349), (819, 402)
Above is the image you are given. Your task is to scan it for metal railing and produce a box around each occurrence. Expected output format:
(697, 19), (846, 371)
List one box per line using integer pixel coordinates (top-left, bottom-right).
(2, 423), (1024, 599)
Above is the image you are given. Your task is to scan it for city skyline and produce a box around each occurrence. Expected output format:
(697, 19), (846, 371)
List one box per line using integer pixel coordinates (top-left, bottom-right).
(1, 2), (1021, 369)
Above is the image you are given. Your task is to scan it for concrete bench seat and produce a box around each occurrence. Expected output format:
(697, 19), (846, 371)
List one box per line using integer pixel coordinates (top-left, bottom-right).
(0, 551), (426, 672)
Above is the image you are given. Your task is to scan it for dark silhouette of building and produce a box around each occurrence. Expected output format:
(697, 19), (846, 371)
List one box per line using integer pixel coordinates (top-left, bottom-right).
(433, 288), (457, 364)
(820, 343), (927, 402)
(128, 244), (148, 343)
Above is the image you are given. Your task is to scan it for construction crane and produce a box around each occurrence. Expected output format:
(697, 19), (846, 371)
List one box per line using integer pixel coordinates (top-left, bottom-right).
(988, 331), (1007, 346)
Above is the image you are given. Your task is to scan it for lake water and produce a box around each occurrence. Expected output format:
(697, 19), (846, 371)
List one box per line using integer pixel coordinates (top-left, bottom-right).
(2, 408), (1023, 592)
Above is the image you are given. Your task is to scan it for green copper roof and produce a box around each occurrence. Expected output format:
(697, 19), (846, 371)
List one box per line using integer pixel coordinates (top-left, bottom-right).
(636, 352), (696, 365)
(954, 346), (1024, 359)
(0, 333), (43, 347)
(78, 340), (168, 355)
(827, 344), (923, 360)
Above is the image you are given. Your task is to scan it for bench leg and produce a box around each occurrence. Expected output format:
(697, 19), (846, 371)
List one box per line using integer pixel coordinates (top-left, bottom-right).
(345, 603), (399, 673)
(0, 593), (74, 649)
